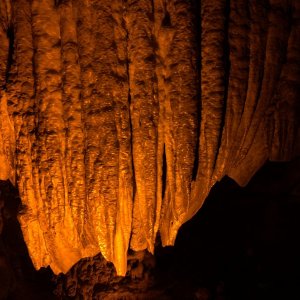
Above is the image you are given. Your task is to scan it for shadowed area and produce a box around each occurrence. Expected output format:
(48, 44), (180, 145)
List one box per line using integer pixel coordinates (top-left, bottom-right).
(154, 157), (300, 299)
(0, 181), (54, 300)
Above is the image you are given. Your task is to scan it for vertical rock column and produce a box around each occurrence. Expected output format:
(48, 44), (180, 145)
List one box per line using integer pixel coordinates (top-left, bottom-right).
(59, 0), (88, 251)
(76, 0), (133, 275)
(0, 0), (14, 183)
(9, 0), (49, 271)
(227, 0), (293, 185)
(158, 0), (198, 246)
(30, 0), (81, 273)
(188, 0), (227, 221)
(111, 0), (134, 276)
(213, 0), (250, 182)
(0, 0), (10, 87)
(270, 0), (300, 160)
(126, 0), (160, 253)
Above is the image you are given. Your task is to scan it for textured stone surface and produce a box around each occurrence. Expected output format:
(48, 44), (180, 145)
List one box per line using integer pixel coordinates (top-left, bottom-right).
(0, 0), (299, 276)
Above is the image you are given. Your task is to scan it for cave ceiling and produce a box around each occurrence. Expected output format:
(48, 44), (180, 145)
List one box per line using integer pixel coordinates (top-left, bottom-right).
(0, 0), (299, 276)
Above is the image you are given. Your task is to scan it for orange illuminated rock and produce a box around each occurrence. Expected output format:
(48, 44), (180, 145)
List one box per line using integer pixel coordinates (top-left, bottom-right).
(0, 0), (299, 276)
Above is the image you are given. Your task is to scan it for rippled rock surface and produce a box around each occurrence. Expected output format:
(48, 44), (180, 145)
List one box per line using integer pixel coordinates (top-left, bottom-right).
(0, 0), (299, 275)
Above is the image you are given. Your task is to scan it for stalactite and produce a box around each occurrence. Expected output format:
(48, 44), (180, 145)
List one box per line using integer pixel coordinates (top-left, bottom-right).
(126, 0), (159, 254)
(0, 0), (299, 276)
(159, 0), (198, 246)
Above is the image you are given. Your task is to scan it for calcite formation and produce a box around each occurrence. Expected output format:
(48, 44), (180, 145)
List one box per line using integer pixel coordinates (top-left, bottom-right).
(0, 0), (299, 276)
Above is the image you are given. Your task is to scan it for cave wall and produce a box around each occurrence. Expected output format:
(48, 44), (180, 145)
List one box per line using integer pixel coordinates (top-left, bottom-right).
(0, 0), (299, 276)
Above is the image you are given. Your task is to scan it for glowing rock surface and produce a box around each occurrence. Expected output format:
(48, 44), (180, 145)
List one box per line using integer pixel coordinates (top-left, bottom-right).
(0, 0), (299, 275)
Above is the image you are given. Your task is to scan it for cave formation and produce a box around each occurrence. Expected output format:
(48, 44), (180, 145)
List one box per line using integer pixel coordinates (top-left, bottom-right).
(0, 0), (299, 294)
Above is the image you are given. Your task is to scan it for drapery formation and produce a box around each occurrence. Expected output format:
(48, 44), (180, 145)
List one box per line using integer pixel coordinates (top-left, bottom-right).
(0, 0), (299, 276)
